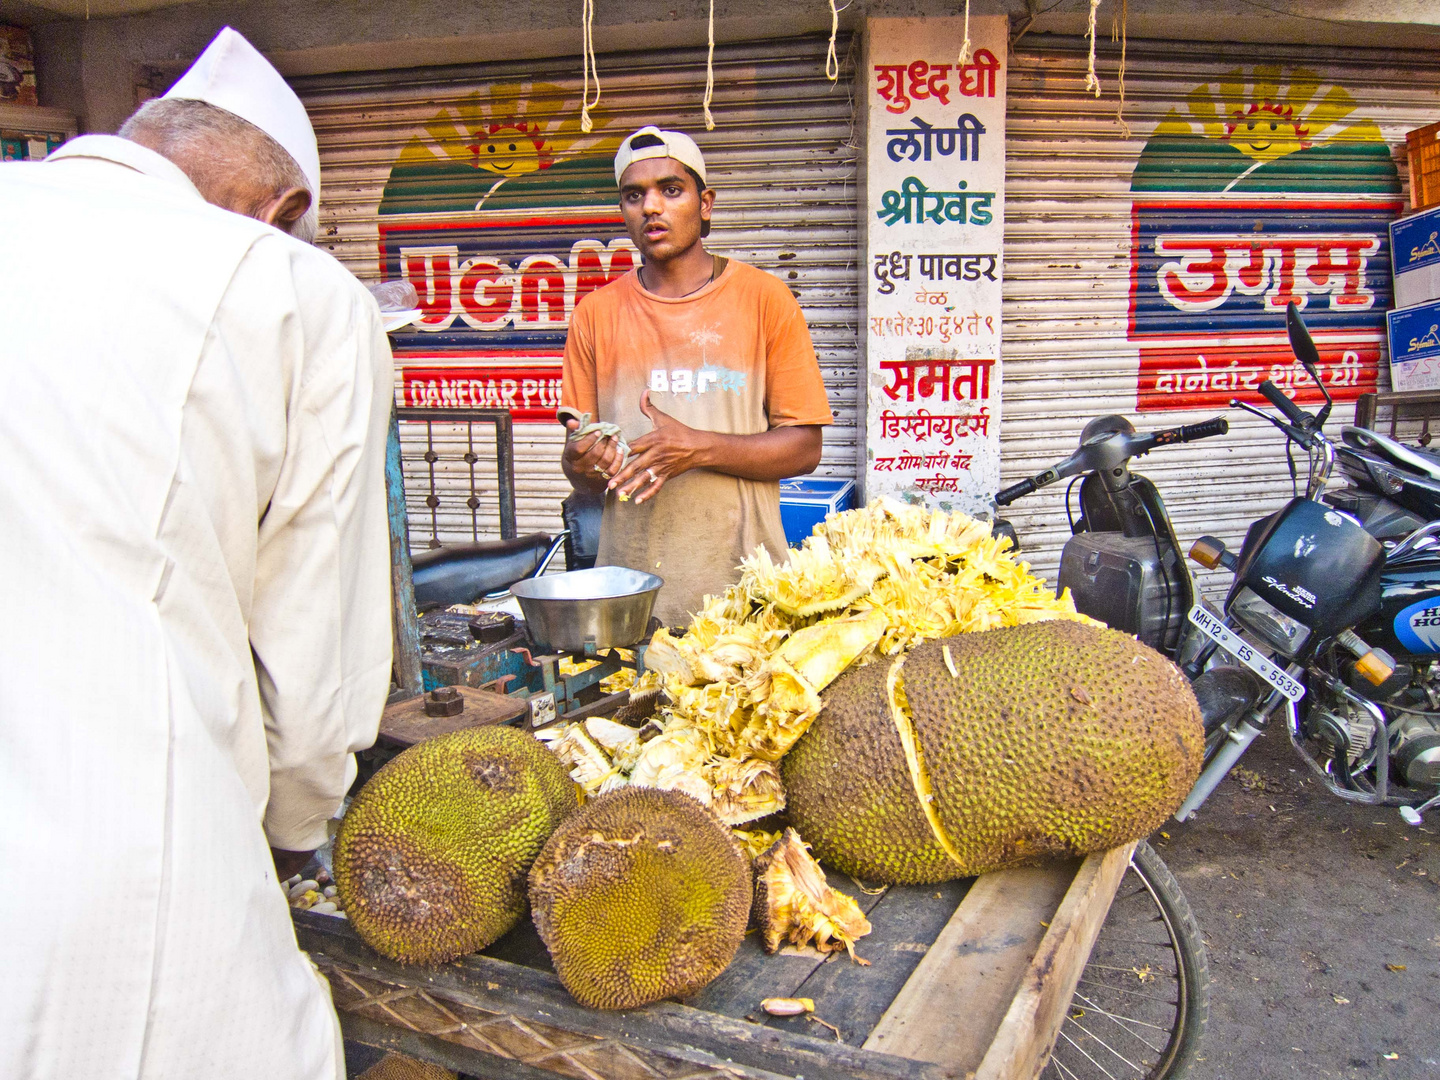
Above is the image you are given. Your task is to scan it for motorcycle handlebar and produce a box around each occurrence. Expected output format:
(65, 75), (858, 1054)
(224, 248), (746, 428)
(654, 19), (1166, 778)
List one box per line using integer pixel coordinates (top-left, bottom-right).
(1180, 416), (1230, 442)
(1258, 380), (1312, 430)
(994, 478), (1036, 507)
(995, 416), (1229, 507)
(1151, 416), (1230, 448)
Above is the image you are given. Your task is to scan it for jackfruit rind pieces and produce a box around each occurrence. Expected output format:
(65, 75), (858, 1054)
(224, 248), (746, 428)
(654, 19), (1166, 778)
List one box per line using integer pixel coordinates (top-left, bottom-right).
(752, 828), (872, 959)
(528, 787), (753, 1009)
(884, 657), (967, 869)
(335, 726), (578, 964)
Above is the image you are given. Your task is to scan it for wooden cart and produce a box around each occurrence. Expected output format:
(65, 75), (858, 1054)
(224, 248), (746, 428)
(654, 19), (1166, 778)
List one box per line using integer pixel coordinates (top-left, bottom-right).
(295, 842), (1138, 1080)
(346, 414), (1196, 1080)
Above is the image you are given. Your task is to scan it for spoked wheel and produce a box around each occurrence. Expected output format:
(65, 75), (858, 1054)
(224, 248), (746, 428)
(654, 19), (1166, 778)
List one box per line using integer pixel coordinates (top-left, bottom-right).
(1040, 841), (1210, 1080)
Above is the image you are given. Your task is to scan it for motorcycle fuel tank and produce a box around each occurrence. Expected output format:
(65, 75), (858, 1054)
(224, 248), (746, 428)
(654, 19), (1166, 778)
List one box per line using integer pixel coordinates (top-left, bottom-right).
(1357, 562), (1440, 658)
(1230, 498), (1384, 638)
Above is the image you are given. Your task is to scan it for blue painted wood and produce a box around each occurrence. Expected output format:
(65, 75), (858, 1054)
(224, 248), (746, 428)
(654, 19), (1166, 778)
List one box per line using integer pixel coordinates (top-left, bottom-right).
(387, 408), (424, 695)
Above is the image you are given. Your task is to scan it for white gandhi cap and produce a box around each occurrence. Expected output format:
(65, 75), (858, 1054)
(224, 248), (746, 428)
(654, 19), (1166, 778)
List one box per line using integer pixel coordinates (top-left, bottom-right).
(164, 26), (321, 199)
(614, 126), (707, 187)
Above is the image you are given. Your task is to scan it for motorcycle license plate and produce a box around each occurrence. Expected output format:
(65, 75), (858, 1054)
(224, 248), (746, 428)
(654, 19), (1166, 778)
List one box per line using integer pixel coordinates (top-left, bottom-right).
(1186, 605), (1306, 703)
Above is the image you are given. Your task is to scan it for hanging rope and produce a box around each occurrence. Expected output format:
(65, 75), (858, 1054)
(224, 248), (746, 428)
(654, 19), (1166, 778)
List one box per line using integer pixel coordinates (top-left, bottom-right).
(826, 0), (840, 82)
(1083, 0), (1101, 98)
(703, 0), (717, 130)
(1112, 0), (1130, 135)
(957, 0), (973, 68)
(580, 0), (600, 133)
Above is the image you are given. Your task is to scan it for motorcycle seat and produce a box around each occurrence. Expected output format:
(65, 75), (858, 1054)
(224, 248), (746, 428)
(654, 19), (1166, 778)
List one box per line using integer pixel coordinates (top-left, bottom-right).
(1342, 426), (1440, 483)
(412, 532), (554, 610)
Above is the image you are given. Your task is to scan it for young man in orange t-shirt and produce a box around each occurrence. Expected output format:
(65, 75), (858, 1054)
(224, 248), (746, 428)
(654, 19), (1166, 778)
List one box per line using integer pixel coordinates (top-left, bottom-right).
(560, 126), (832, 626)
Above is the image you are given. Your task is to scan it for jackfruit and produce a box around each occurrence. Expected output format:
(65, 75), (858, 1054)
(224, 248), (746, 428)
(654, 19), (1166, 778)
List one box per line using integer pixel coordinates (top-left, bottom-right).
(783, 620), (1204, 882)
(752, 829), (872, 961)
(335, 726), (577, 964)
(528, 787), (753, 1009)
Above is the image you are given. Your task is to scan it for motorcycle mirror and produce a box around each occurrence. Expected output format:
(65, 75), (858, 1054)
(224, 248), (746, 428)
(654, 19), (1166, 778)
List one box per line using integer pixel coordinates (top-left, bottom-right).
(1286, 302), (1334, 425)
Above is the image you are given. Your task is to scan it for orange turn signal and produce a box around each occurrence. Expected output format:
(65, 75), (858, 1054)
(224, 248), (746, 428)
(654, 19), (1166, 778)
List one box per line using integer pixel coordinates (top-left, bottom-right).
(1189, 537), (1226, 570)
(1355, 651), (1395, 686)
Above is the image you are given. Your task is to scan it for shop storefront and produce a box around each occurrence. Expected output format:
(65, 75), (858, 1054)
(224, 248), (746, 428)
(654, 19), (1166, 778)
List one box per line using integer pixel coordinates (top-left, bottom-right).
(289, 20), (1440, 569)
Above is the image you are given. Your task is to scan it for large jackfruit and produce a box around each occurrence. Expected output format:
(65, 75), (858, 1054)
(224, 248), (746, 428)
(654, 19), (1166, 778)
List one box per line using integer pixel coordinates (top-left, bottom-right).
(528, 787), (752, 1010)
(335, 726), (577, 964)
(783, 620), (1203, 883)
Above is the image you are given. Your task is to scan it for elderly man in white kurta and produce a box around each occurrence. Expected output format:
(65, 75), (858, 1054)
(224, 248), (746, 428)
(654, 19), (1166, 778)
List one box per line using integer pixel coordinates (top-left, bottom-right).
(0, 27), (392, 1080)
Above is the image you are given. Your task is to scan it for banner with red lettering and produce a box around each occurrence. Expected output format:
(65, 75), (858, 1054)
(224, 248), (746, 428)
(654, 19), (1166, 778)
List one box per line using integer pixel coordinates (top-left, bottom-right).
(865, 16), (1006, 514)
(399, 361), (562, 420)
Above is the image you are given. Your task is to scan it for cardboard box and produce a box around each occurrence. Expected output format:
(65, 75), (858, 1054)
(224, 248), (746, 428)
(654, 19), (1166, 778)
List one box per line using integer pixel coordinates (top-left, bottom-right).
(1388, 300), (1440, 392)
(779, 477), (856, 546)
(1392, 205), (1440, 307)
(0, 25), (37, 107)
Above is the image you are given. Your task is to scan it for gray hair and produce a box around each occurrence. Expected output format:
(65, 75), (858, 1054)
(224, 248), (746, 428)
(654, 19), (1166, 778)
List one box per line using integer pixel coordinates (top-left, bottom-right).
(120, 97), (318, 243)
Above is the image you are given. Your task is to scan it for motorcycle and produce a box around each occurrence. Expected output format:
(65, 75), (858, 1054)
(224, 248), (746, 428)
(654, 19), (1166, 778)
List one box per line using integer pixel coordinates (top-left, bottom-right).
(995, 303), (1440, 827)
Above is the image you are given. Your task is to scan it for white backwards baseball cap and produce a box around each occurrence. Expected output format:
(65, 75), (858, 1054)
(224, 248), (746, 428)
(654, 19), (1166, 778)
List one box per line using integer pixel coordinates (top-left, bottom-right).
(614, 126), (708, 188)
(164, 26), (321, 200)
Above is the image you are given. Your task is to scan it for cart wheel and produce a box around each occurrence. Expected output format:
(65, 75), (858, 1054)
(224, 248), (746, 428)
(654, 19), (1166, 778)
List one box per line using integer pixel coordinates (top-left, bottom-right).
(1041, 841), (1209, 1080)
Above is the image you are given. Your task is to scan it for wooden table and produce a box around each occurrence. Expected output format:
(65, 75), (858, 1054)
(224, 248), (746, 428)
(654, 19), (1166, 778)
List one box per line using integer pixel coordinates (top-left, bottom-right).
(294, 843), (1134, 1080)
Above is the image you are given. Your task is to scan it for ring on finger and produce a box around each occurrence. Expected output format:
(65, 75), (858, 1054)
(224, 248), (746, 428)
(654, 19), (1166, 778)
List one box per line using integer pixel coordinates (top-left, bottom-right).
(647, 467), (659, 483)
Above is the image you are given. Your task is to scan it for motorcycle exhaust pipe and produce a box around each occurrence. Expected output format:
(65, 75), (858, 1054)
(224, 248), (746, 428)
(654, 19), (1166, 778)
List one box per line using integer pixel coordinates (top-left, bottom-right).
(1174, 716), (1266, 821)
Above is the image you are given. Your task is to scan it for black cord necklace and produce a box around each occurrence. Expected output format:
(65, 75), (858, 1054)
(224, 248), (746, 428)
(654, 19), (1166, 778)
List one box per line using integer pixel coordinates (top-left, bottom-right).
(640, 254), (717, 297)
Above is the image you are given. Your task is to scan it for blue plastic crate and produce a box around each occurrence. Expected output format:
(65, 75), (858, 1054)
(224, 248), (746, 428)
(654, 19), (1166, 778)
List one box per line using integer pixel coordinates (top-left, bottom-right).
(779, 477), (856, 546)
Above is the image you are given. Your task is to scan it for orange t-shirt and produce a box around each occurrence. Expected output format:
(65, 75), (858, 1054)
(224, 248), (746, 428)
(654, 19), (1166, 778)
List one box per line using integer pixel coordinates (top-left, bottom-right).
(561, 258), (833, 625)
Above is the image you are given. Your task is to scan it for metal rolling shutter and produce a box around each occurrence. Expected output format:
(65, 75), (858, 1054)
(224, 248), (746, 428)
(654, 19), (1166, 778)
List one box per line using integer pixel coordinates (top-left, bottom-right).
(1002, 35), (1440, 589)
(294, 36), (858, 550)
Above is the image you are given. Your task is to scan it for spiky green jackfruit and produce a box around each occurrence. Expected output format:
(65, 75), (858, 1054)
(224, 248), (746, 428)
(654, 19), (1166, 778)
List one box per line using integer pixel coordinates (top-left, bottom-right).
(335, 726), (577, 964)
(783, 620), (1203, 883)
(528, 787), (752, 1009)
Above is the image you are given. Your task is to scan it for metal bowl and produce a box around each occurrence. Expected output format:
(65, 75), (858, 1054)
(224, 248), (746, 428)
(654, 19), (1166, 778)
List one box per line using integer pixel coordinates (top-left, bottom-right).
(509, 566), (664, 653)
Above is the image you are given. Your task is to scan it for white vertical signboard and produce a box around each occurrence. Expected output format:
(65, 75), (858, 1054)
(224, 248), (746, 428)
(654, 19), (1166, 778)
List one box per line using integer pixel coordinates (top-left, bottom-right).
(864, 17), (1006, 515)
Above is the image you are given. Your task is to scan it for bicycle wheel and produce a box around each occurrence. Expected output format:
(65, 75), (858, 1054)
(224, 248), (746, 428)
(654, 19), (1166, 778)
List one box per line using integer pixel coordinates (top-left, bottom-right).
(1040, 841), (1210, 1080)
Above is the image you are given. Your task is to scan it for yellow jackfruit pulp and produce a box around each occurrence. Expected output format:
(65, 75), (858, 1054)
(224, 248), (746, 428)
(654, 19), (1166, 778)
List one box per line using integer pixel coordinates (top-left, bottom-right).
(528, 787), (753, 1010)
(646, 500), (1091, 766)
(334, 726), (577, 964)
(783, 620), (1204, 883)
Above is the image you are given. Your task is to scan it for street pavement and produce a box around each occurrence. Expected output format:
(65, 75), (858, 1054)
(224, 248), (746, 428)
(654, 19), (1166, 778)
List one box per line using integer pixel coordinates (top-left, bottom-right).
(1156, 729), (1440, 1078)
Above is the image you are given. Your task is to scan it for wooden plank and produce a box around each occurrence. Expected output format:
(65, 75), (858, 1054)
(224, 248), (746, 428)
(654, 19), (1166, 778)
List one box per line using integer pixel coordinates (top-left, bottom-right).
(482, 917), (555, 972)
(378, 685), (527, 748)
(972, 843), (1136, 1080)
(863, 862), (1077, 1069)
(763, 877), (971, 1047)
(296, 912), (949, 1080)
